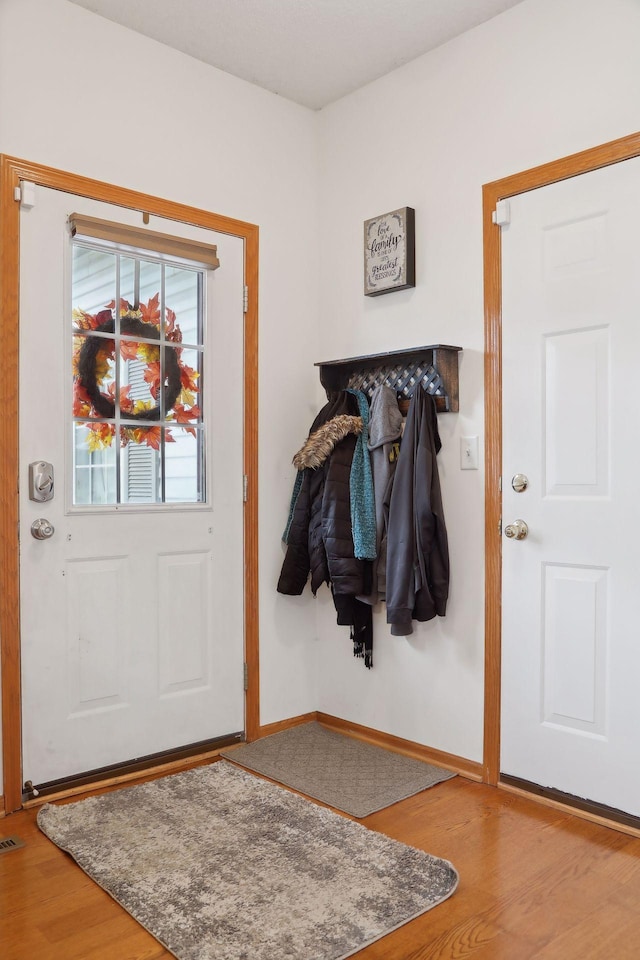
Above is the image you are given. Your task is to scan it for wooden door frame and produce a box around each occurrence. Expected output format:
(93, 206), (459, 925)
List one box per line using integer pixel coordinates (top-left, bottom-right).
(483, 131), (640, 785)
(0, 156), (260, 813)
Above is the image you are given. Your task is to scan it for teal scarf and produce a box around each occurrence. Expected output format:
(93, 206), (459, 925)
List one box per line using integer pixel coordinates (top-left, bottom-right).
(347, 389), (376, 560)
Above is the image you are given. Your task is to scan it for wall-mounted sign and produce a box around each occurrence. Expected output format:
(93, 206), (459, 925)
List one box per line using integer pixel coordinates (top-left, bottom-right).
(363, 206), (415, 297)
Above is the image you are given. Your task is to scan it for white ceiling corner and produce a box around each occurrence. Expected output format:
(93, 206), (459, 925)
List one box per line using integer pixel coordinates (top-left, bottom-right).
(69, 0), (526, 110)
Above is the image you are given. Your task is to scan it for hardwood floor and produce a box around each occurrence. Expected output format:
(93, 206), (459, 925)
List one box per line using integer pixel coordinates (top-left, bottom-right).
(2, 766), (640, 959)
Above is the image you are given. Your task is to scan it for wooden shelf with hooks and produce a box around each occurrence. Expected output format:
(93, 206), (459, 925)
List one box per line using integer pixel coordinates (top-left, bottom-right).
(315, 344), (462, 412)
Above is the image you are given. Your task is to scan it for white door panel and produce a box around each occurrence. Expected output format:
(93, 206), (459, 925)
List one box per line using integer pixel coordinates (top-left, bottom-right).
(20, 185), (245, 786)
(501, 156), (640, 816)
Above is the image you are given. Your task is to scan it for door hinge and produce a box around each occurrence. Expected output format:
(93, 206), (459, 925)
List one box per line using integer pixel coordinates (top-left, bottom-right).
(243, 662), (249, 691)
(499, 476), (502, 492)
(243, 474), (248, 502)
(15, 181), (37, 208)
(492, 199), (511, 226)
(243, 285), (249, 313)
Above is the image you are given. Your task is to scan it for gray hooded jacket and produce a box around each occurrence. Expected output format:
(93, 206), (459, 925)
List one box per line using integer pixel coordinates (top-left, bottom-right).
(358, 385), (403, 604)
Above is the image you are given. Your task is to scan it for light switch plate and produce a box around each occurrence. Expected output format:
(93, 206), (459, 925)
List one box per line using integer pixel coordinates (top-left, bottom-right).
(460, 436), (479, 470)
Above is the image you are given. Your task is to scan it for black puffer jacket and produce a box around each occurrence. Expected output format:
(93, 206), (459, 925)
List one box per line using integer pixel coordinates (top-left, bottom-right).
(277, 391), (367, 599)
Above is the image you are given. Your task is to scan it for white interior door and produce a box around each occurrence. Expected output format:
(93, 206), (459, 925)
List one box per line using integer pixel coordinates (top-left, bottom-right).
(20, 184), (245, 788)
(501, 155), (640, 817)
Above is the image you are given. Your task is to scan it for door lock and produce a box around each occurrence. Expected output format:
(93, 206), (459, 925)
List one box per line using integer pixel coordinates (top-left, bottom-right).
(29, 461), (54, 502)
(504, 519), (528, 540)
(511, 473), (529, 493)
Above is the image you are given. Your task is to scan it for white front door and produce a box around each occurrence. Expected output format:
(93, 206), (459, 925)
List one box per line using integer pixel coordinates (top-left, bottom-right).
(501, 155), (640, 817)
(20, 184), (245, 788)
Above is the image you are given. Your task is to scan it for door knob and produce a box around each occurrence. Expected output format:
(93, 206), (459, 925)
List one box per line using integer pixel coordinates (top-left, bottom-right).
(31, 518), (55, 540)
(504, 519), (528, 540)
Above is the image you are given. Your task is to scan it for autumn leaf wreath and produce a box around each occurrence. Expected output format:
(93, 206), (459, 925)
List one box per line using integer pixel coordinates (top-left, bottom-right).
(73, 294), (201, 451)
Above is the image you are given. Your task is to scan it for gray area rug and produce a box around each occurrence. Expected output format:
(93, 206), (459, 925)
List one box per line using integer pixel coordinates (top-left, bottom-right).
(38, 761), (458, 960)
(221, 722), (456, 818)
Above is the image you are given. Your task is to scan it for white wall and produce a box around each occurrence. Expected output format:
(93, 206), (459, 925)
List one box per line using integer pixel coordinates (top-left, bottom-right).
(315, 0), (640, 762)
(0, 0), (322, 791)
(2, 0), (640, 790)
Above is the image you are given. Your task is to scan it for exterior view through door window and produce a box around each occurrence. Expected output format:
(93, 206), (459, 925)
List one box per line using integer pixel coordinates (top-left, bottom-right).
(72, 242), (205, 505)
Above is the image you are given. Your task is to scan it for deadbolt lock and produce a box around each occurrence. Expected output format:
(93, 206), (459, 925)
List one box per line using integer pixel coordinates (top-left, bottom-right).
(511, 473), (529, 493)
(29, 461), (54, 502)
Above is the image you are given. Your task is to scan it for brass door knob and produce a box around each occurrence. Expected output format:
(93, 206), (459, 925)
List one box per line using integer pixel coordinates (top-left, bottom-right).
(504, 519), (528, 540)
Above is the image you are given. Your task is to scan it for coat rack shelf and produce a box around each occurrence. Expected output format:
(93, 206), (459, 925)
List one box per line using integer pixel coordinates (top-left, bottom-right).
(315, 344), (462, 412)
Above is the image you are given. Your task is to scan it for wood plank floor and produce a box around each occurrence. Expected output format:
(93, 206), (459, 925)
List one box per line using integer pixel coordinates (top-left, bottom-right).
(2, 765), (640, 959)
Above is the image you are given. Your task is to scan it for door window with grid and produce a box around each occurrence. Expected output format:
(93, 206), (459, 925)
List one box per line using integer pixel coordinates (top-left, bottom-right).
(72, 239), (208, 506)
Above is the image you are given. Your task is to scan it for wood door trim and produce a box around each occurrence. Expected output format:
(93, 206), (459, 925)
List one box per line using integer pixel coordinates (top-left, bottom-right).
(0, 158), (21, 816)
(483, 130), (640, 785)
(0, 155), (260, 813)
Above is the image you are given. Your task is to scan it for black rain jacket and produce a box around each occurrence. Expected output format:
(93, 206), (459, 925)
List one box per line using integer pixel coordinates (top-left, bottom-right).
(385, 388), (449, 635)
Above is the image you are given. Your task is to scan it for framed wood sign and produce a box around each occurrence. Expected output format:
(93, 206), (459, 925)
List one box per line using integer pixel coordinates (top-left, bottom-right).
(363, 206), (415, 297)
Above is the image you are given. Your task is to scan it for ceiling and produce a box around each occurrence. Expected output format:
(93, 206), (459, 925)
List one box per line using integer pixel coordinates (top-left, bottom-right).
(69, 0), (525, 110)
